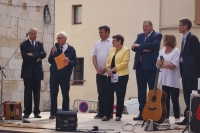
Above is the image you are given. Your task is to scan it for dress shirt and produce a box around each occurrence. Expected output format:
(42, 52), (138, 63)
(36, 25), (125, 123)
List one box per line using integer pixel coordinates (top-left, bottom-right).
(61, 43), (68, 52)
(92, 37), (113, 76)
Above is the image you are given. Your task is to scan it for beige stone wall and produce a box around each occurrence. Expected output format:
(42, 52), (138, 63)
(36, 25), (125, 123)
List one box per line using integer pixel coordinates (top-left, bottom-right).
(0, 0), (55, 111)
(55, 0), (161, 107)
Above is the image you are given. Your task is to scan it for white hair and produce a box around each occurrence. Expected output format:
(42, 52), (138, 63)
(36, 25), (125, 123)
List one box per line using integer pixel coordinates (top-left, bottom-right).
(57, 31), (67, 38)
(28, 27), (37, 33)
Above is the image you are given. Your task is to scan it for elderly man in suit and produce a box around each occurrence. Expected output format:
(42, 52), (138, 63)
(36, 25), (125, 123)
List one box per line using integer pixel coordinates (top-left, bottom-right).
(20, 27), (46, 118)
(175, 18), (200, 125)
(48, 31), (77, 119)
(132, 20), (162, 120)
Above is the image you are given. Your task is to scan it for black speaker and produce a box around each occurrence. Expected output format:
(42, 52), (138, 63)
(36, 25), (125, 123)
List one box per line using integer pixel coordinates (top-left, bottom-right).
(189, 94), (200, 133)
(56, 111), (78, 131)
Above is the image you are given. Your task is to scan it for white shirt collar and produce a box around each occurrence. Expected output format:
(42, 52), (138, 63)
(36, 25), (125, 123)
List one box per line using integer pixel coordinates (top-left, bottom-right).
(101, 37), (112, 42)
(29, 39), (35, 44)
(61, 43), (68, 52)
(183, 31), (190, 40)
(146, 30), (153, 37)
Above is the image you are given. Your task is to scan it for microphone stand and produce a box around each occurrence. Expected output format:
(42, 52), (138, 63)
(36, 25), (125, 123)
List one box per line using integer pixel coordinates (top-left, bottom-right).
(0, 34), (28, 123)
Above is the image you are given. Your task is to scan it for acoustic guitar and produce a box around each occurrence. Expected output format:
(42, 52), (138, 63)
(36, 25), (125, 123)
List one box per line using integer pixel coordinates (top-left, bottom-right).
(142, 56), (167, 123)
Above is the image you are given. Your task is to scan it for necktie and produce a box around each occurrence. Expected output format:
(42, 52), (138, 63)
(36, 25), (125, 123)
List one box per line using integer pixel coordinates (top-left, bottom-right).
(144, 35), (148, 42)
(139, 35), (148, 62)
(181, 38), (185, 52)
(31, 41), (35, 49)
(60, 46), (63, 52)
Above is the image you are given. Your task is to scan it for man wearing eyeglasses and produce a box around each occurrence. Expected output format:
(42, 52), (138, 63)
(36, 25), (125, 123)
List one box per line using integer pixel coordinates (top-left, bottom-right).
(20, 27), (46, 118)
(175, 18), (200, 125)
(48, 31), (77, 119)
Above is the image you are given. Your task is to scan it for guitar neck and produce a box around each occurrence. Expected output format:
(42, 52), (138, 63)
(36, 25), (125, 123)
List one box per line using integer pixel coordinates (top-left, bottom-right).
(153, 67), (160, 96)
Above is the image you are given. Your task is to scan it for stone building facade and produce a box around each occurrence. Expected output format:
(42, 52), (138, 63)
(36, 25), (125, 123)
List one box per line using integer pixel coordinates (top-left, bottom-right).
(0, 0), (55, 111)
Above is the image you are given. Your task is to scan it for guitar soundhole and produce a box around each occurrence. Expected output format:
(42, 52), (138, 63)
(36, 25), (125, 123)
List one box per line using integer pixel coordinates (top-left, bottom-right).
(151, 96), (156, 102)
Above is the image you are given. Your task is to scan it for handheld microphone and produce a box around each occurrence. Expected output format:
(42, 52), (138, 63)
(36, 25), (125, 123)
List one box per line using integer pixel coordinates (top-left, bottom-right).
(26, 33), (28, 37)
(160, 55), (163, 60)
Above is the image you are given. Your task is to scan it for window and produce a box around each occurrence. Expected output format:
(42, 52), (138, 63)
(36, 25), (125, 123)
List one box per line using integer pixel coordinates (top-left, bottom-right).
(71, 58), (84, 85)
(73, 5), (82, 24)
(195, 0), (200, 25)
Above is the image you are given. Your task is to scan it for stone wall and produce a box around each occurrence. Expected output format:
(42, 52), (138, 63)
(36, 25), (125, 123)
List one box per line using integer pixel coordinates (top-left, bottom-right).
(0, 0), (55, 112)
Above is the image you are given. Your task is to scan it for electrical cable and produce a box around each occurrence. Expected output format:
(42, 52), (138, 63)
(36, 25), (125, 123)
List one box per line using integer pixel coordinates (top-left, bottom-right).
(43, 5), (51, 26)
(121, 123), (135, 133)
(42, 5), (51, 42)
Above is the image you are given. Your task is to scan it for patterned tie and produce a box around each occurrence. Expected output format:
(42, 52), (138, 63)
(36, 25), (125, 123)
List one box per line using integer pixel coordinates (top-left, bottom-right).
(139, 35), (148, 62)
(144, 35), (148, 42)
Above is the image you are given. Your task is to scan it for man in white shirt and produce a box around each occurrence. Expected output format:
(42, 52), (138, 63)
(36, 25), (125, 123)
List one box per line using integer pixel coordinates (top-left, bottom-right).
(92, 26), (113, 119)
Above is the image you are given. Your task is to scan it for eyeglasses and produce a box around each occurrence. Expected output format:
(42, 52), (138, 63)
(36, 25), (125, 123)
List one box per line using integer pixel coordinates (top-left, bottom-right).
(178, 25), (184, 27)
(29, 32), (37, 34)
(56, 37), (63, 40)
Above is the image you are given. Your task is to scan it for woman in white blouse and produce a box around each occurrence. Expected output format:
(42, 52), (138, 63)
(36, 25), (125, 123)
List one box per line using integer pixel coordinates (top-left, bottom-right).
(157, 35), (180, 122)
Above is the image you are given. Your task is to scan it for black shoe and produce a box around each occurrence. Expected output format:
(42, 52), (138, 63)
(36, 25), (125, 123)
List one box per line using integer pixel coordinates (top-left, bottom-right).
(94, 113), (103, 119)
(23, 115), (29, 118)
(115, 117), (121, 121)
(34, 114), (42, 118)
(49, 115), (56, 119)
(102, 116), (109, 121)
(175, 119), (187, 125)
(133, 115), (143, 121)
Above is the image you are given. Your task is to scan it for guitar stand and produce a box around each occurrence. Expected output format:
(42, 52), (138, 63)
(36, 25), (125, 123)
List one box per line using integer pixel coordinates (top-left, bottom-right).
(144, 119), (174, 131)
(142, 120), (146, 127)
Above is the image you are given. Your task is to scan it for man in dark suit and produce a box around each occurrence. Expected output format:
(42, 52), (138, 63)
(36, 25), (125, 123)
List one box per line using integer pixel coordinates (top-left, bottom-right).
(132, 21), (162, 120)
(175, 18), (200, 125)
(20, 27), (46, 118)
(48, 31), (77, 119)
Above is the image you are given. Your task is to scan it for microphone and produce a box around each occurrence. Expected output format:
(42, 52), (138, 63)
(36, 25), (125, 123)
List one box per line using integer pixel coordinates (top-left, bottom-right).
(26, 33), (28, 37)
(160, 55), (163, 60)
(197, 88), (200, 94)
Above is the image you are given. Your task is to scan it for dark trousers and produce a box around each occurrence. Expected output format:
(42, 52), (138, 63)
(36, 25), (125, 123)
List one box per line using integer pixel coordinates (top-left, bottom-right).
(104, 75), (129, 118)
(136, 62), (156, 115)
(23, 71), (41, 115)
(162, 85), (180, 118)
(50, 75), (70, 115)
(96, 74), (107, 115)
(182, 74), (198, 118)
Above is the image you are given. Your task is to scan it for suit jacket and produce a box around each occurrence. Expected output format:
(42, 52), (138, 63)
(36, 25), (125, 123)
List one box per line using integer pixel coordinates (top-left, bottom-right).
(180, 32), (200, 79)
(48, 43), (77, 77)
(20, 39), (46, 80)
(106, 46), (130, 76)
(132, 30), (162, 70)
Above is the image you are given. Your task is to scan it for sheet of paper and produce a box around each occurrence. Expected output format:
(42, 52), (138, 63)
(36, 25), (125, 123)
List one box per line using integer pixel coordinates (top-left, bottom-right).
(54, 53), (68, 70)
(111, 74), (118, 83)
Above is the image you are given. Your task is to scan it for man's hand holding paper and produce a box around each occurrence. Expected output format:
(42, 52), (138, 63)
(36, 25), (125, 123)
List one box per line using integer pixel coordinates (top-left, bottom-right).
(54, 53), (68, 70)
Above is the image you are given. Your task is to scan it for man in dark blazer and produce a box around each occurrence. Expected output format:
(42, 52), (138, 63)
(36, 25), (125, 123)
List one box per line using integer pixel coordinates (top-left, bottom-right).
(20, 27), (46, 118)
(132, 21), (162, 120)
(175, 18), (200, 125)
(48, 31), (77, 119)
